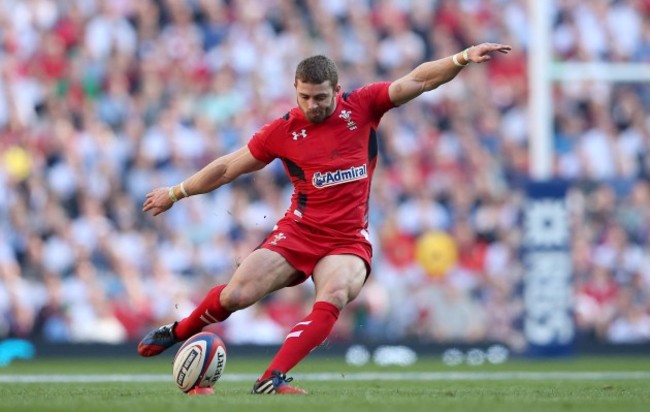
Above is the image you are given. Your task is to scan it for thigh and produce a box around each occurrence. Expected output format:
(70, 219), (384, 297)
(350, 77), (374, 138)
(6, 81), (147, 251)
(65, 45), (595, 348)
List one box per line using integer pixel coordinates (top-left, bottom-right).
(221, 248), (301, 310)
(261, 219), (324, 280)
(312, 254), (368, 310)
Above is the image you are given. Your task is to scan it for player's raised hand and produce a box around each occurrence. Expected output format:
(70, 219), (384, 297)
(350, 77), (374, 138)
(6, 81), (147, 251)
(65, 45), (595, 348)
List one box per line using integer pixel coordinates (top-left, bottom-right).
(466, 43), (512, 63)
(143, 187), (174, 216)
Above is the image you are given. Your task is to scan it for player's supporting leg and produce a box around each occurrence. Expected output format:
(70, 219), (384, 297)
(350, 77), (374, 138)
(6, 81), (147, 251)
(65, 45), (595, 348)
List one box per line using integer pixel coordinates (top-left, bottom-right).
(252, 254), (367, 395)
(263, 301), (339, 377)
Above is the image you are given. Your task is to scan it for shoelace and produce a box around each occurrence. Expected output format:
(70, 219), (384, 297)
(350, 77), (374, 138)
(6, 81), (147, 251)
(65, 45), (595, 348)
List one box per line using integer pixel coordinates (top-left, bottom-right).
(156, 325), (173, 337)
(274, 372), (293, 384)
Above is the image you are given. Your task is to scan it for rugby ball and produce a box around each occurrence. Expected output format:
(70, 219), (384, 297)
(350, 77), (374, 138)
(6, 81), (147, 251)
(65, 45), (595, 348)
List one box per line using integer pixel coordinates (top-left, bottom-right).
(172, 331), (227, 393)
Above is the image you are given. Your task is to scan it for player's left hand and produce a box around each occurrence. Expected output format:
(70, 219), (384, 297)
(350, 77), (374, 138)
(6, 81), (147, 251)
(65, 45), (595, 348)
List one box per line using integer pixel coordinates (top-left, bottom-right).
(466, 43), (512, 63)
(142, 187), (175, 216)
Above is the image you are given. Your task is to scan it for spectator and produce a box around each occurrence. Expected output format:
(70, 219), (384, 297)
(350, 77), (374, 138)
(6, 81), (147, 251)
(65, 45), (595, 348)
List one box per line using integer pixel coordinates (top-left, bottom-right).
(0, 0), (649, 348)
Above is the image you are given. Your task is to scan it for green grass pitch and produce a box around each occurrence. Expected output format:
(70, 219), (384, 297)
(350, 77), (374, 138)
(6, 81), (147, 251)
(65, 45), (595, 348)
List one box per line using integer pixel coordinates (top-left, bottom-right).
(1, 355), (649, 412)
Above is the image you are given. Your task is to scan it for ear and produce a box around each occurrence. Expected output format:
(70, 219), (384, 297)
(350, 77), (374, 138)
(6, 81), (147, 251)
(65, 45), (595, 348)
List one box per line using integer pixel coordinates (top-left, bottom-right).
(334, 84), (341, 93)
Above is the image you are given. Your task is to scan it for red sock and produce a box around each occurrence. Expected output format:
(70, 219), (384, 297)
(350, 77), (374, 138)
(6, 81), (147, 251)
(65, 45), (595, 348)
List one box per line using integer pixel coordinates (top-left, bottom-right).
(261, 301), (340, 380)
(174, 284), (231, 340)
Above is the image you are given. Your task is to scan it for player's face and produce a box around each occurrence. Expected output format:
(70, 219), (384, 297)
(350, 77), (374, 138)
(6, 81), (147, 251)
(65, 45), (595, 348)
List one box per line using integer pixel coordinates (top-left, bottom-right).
(295, 80), (340, 123)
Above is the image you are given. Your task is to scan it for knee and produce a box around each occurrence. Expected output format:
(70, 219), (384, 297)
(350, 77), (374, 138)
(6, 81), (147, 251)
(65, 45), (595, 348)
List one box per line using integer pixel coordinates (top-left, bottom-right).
(314, 277), (365, 310)
(220, 286), (256, 312)
(317, 289), (350, 310)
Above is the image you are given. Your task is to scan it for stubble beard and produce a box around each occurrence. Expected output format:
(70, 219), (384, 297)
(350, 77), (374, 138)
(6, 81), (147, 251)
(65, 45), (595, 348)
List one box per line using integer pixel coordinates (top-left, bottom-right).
(302, 96), (336, 123)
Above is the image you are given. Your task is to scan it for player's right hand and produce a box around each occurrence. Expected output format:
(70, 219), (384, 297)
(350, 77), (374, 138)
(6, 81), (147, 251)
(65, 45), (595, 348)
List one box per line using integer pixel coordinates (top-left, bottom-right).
(142, 187), (174, 216)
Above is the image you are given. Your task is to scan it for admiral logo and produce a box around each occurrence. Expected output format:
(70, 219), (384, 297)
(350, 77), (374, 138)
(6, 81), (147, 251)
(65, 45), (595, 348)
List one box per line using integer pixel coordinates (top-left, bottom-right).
(312, 164), (367, 189)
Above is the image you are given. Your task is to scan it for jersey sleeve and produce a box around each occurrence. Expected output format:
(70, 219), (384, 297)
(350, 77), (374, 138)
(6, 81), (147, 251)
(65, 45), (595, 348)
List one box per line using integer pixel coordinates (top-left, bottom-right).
(352, 81), (395, 126)
(247, 119), (282, 164)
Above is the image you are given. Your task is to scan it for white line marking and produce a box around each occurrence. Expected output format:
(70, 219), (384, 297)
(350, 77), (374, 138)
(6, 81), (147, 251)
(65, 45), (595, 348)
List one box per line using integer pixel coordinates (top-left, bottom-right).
(0, 371), (649, 383)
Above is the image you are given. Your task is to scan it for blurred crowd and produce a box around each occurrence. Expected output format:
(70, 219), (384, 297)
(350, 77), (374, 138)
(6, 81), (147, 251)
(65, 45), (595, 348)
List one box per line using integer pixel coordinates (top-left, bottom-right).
(1, 0), (650, 349)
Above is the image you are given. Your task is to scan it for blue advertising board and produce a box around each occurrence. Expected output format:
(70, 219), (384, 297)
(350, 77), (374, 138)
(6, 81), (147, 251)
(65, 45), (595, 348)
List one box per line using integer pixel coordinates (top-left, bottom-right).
(522, 180), (574, 356)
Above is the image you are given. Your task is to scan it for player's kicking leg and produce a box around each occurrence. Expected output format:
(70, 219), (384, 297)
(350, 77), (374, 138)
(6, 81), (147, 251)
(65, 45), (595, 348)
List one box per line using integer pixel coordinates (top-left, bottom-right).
(138, 248), (299, 357)
(137, 322), (178, 357)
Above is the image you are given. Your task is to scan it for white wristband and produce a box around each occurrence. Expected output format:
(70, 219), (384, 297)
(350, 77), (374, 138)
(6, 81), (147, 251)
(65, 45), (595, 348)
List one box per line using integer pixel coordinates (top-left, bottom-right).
(463, 47), (471, 63)
(179, 182), (189, 198)
(168, 186), (178, 202)
(452, 53), (468, 67)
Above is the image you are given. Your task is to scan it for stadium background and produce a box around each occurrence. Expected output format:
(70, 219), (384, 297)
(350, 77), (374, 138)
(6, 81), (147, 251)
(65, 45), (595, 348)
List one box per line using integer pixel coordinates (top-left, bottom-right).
(0, 0), (649, 359)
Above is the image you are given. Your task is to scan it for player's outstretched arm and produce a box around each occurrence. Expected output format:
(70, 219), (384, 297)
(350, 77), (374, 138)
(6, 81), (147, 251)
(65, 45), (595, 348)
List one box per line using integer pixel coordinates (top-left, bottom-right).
(388, 42), (511, 106)
(142, 146), (266, 216)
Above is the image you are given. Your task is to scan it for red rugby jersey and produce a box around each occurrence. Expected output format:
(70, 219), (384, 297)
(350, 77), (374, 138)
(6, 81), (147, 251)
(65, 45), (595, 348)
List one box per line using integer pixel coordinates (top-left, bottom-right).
(248, 81), (395, 236)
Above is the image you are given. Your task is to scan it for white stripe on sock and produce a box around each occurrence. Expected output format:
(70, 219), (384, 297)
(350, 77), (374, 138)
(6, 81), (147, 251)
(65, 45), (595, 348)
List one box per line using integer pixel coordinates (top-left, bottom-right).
(285, 330), (304, 340)
(205, 310), (218, 322)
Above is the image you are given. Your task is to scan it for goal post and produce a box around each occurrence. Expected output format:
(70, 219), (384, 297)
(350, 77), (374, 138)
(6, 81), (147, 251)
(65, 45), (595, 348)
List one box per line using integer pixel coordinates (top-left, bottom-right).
(528, 0), (553, 181)
(551, 62), (650, 82)
(523, 0), (650, 356)
(528, 1), (650, 180)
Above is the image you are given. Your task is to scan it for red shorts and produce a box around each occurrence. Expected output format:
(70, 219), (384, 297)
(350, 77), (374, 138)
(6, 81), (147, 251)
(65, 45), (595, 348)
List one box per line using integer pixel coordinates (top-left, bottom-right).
(259, 217), (372, 285)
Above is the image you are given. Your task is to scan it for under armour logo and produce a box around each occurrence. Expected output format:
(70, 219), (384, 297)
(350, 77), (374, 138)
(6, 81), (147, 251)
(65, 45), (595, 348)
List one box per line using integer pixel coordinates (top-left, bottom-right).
(269, 232), (286, 245)
(339, 110), (357, 130)
(292, 129), (307, 140)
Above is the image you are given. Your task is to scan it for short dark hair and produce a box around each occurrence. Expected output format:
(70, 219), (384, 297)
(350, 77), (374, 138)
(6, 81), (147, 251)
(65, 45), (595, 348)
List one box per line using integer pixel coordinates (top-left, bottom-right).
(295, 55), (338, 86)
